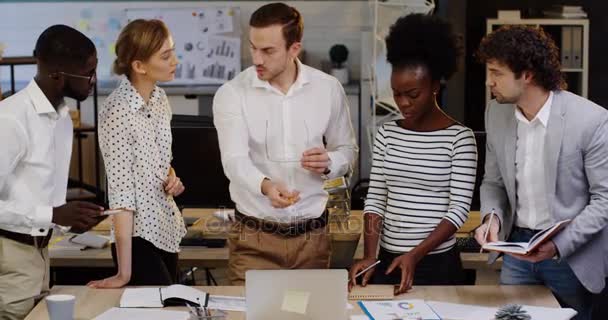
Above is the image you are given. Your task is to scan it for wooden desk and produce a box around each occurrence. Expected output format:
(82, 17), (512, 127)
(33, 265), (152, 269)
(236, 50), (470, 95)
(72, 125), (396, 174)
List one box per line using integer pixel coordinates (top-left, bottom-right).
(26, 285), (558, 320)
(50, 210), (493, 270)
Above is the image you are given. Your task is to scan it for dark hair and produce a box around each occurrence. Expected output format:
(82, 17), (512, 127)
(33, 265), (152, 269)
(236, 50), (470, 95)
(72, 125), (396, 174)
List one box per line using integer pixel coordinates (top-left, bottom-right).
(113, 19), (170, 76)
(34, 25), (96, 67)
(385, 14), (462, 81)
(476, 25), (566, 91)
(250, 2), (303, 48)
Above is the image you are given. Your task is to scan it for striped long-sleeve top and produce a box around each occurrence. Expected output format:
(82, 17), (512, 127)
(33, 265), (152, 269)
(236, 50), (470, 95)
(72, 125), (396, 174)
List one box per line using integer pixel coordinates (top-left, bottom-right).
(364, 121), (477, 254)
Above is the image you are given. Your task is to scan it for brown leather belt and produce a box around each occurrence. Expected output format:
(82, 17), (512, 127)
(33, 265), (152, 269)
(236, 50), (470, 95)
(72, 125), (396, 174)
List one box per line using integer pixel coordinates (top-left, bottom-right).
(234, 210), (328, 237)
(0, 229), (53, 248)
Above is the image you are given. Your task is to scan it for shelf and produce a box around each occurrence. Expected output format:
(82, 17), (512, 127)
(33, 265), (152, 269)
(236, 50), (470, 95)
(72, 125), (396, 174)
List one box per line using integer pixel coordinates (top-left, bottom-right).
(73, 124), (96, 133)
(0, 56), (36, 66)
(487, 18), (589, 26)
(66, 188), (96, 201)
(561, 68), (584, 72)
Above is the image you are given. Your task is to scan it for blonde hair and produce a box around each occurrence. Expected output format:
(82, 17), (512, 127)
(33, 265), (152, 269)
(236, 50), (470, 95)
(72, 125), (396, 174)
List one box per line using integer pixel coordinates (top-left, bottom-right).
(113, 19), (170, 76)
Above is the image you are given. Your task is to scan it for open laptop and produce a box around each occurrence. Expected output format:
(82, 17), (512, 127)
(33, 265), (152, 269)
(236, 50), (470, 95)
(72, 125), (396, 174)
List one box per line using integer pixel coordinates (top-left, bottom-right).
(246, 269), (348, 320)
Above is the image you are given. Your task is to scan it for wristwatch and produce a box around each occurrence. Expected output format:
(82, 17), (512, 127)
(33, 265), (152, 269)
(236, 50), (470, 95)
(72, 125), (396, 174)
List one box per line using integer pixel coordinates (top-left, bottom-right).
(321, 161), (332, 179)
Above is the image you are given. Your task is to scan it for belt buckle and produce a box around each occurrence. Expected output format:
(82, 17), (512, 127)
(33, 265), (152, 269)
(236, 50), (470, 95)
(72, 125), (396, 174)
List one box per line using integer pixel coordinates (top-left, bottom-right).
(280, 224), (299, 237)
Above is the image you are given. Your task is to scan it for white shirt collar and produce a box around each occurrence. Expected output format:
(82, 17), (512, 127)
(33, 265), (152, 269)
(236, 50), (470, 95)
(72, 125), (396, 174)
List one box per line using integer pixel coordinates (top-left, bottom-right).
(515, 91), (554, 127)
(26, 79), (68, 119)
(251, 58), (310, 94)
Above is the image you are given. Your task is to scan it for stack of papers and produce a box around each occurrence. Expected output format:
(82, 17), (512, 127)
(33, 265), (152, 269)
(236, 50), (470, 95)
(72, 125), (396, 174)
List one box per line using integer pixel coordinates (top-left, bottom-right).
(543, 5), (587, 18)
(208, 295), (246, 312)
(93, 307), (189, 320)
(426, 301), (577, 320)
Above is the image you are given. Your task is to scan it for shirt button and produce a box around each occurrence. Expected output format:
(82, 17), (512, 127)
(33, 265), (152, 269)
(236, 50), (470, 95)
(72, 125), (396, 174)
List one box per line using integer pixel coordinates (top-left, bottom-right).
(39, 229), (45, 233)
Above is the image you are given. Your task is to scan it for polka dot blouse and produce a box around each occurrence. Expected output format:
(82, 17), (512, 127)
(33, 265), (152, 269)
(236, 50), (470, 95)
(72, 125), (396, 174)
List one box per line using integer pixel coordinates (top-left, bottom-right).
(99, 78), (186, 253)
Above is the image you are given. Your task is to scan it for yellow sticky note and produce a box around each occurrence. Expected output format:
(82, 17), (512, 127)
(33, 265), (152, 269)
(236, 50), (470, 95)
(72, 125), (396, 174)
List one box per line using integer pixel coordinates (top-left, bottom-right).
(281, 290), (310, 314)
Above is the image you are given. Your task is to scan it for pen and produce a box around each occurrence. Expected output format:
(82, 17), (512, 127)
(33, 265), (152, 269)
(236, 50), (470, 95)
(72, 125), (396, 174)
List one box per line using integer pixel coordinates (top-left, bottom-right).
(480, 208), (495, 253)
(350, 260), (381, 281)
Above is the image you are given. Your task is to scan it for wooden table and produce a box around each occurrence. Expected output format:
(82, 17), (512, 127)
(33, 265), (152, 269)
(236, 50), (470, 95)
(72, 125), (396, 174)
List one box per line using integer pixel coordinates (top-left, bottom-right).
(50, 209), (496, 270)
(25, 285), (558, 320)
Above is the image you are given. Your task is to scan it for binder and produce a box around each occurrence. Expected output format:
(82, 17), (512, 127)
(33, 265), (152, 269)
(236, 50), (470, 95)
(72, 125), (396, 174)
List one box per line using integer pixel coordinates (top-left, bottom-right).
(561, 26), (573, 69)
(571, 26), (583, 69)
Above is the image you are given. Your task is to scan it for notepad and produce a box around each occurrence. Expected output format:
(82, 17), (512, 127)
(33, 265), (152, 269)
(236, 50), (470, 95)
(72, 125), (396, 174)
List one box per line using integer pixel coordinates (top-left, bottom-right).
(482, 219), (571, 255)
(119, 285), (209, 308)
(349, 285), (394, 301)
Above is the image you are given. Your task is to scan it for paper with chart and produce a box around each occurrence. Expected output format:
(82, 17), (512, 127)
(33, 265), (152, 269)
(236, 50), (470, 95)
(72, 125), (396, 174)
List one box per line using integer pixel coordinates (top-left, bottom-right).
(358, 299), (440, 320)
(126, 7), (241, 85)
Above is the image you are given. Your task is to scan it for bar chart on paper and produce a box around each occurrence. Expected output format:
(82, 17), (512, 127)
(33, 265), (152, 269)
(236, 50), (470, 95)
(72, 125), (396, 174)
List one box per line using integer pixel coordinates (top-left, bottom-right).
(209, 39), (236, 59)
(202, 62), (237, 81)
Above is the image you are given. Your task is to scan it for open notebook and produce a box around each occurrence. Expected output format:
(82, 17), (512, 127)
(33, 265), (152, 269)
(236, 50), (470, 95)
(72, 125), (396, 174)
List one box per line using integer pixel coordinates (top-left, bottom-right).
(482, 219), (571, 255)
(120, 285), (209, 308)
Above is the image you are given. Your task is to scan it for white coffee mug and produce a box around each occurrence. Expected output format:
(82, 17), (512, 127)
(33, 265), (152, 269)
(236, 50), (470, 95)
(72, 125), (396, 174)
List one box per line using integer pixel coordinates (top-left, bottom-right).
(46, 294), (75, 320)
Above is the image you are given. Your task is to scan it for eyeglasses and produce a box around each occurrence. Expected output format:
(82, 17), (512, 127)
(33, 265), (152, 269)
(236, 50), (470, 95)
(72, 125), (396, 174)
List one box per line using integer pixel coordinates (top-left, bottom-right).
(54, 71), (97, 85)
(265, 119), (310, 163)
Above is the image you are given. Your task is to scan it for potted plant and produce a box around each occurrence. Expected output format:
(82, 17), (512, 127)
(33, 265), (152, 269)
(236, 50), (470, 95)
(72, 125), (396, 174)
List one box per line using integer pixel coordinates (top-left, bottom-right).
(329, 44), (349, 85)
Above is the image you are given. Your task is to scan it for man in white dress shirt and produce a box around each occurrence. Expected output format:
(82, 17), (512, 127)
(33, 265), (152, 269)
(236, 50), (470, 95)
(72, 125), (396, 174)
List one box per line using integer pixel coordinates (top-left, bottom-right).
(213, 3), (358, 284)
(0, 25), (103, 319)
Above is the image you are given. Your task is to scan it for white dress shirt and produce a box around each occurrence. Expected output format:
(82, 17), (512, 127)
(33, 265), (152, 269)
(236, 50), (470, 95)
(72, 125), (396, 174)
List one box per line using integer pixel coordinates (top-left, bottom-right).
(514, 91), (554, 230)
(213, 60), (358, 222)
(0, 80), (72, 236)
(99, 78), (186, 253)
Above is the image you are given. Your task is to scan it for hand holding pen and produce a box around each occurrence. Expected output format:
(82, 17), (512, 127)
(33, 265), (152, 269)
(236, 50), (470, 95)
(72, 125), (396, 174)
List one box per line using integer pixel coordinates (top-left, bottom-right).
(475, 208), (500, 251)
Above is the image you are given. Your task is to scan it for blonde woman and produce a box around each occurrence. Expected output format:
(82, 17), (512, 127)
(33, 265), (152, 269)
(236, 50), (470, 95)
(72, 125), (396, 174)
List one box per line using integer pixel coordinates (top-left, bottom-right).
(88, 19), (186, 288)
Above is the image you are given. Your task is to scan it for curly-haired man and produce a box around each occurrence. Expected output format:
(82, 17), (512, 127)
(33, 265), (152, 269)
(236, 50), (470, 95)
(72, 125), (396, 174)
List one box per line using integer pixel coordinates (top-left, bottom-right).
(474, 25), (608, 320)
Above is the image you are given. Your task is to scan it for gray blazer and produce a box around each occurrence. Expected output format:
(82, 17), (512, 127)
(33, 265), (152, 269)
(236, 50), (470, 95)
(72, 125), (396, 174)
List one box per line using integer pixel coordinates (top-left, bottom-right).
(480, 90), (608, 293)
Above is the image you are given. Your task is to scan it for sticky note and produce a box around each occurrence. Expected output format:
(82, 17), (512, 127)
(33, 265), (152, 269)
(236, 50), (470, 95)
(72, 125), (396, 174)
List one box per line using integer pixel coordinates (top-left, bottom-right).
(281, 290), (310, 314)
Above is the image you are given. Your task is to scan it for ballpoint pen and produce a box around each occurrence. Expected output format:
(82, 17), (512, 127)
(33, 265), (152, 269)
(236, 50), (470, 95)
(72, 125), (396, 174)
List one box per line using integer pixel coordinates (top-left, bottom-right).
(480, 208), (495, 253)
(349, 260), (381, 281)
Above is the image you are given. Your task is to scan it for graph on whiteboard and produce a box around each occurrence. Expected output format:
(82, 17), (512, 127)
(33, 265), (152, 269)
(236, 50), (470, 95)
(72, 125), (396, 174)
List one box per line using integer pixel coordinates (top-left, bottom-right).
(126, 7), (241, 85)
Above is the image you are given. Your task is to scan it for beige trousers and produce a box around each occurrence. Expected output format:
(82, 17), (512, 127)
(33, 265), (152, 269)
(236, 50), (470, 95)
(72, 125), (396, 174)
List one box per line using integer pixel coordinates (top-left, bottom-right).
(227, 220), (332, 285)
(0, 237), (50, 320)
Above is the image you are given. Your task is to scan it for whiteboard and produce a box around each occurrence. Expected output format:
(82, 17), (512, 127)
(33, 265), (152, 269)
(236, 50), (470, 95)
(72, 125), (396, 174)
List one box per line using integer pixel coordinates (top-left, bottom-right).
(125, 7), (241, 85)
(0, 2), (241, 87)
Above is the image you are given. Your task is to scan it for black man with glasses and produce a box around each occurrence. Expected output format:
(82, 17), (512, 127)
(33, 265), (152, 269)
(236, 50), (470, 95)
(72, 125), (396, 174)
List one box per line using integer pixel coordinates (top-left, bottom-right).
(0, 25), (102, 319)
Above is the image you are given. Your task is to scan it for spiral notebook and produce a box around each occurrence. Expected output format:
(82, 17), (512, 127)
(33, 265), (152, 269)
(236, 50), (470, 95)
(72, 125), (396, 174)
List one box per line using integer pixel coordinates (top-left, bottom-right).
(349, 285), (394, 300)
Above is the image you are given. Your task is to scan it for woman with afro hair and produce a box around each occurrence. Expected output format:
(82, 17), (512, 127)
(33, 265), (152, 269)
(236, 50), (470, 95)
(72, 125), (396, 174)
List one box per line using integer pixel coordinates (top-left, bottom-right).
(349, 14), (477, 294)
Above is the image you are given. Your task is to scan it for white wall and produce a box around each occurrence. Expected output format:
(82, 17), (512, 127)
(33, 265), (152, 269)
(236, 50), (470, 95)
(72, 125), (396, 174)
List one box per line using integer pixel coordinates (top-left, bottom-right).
(0, 1), (371, 85)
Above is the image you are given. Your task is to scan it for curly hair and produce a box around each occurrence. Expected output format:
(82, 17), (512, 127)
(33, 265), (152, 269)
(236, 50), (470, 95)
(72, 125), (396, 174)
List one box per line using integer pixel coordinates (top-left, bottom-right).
(476, 25), (566, 91)
(385, 13), (462, 81)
